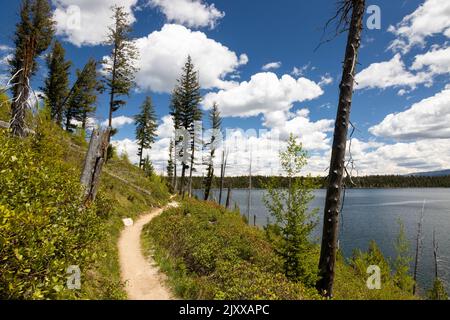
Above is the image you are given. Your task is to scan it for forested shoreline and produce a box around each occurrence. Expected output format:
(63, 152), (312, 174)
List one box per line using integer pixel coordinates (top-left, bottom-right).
(188, 175), (450, 190)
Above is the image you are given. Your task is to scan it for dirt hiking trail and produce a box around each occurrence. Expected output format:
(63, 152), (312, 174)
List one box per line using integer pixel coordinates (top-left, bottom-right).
(118, 201), (178, 300)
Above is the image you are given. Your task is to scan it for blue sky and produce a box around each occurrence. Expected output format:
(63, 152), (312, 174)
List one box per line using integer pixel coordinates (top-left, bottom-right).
(1, 0), (449, 176)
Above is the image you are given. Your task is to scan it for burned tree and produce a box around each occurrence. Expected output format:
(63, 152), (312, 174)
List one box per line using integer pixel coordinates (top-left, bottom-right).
(80, 128), (111, 205)
(218, 149), (229, 205)
(204, 103), (222, 201)
(9, 0), (55, 137)
(316, 0), (366, 297)
(413, 200), (425, 295)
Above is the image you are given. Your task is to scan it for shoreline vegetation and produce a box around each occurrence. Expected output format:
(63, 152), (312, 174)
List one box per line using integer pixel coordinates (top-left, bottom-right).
(143, 198), (416, 300)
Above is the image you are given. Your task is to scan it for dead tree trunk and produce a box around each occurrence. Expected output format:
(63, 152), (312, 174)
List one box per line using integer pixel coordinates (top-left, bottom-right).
(10, 38), (36, 138)
(80, 128), (111, 205)
(316, 0), (365, 298)
(204, 166), (214, 201)
(413, 200), (425, 295)
(247, 151), (253, 224)
(433, 229), (439, 280)
(188, 147), (195, 197)
(174, 160), (178, 193)
(218, 150), (227, 205)
(225, 186), (232, 209)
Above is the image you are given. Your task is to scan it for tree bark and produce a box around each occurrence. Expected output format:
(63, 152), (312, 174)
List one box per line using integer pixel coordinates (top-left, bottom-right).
(188, 145), (195, 197)
(180, 163), (187, 198)
(433, 230), (438, 280)
(10, 37), (36, 138)
(247, 151), (252, 223)
(316, 0), (365, 298)
(173, 160), (178, 192)
(80, 128), (110, 205)
(218, 150), (225, 205)
(225, 185), (232, 209)
(204, 166), (214, 201)
(412, 201), (425, 295)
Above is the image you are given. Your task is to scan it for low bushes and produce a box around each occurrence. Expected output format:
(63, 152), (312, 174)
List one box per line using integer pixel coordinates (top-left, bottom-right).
(0, 130), (104, 299)
(0, 115), (170, 299)
(143, 198), (319, 300)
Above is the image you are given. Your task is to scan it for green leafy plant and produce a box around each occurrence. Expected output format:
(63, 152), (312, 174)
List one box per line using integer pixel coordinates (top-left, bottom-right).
(263, 134), (319, 286)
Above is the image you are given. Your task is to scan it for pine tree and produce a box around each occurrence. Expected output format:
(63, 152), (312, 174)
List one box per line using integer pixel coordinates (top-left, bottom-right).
(9, 0), (55, 137)
(65, 59), (99, 132)
(171, 56), (202, 197)
(135, 96), (158, 168)
(42, 40), (71, 126)
(167, 138), (175, 186)
(103, 5), (139, 131)
(204, 103), (222, 201)
(393, 220), (414, 292)
(142, 155), (154, 178)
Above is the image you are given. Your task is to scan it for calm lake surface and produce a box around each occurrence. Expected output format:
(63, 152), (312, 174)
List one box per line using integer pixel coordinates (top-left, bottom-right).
(194, 188), (450, 294)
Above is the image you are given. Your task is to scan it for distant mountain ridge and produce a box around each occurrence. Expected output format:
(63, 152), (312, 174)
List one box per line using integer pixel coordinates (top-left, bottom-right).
(409, 169), (450, 177)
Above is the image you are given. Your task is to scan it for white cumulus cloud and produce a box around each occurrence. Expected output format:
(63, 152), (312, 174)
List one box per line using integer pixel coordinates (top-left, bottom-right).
(262, 61), (282, 71)
(203, 72), (323, 118)
(388, 0), (450, 53)
(149, 0), (224, 29)
(134, 24), (248, 93)
(52, 0), (138, 46)
(355, 54), (431, 90)
(102, 116), (135, 128)
(369, 85), (450, 140)
(411, 46), (450, 76)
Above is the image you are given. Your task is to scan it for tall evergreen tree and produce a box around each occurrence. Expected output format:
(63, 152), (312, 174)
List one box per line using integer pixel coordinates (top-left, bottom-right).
(65, 59), (100, 132)
(9, 0), (55, 137)
(103, 5), (138, 131)
(170, 56), (202, 197)
(135, 96), (158, 168)
(142, 155), (154, 178)
(42, 40), (71, 126)
(167, 138), (175, 186)
(204, 103), (222, 201)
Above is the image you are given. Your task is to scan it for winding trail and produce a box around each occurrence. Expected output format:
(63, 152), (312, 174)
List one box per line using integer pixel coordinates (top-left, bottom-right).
(118, 201), (178, 300)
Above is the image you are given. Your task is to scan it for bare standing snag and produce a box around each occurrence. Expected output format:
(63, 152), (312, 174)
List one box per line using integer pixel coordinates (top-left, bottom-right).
(316, 0), (366, 298)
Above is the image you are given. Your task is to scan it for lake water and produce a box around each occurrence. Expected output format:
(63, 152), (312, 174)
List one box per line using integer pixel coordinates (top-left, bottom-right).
(194, 188), (450, 295)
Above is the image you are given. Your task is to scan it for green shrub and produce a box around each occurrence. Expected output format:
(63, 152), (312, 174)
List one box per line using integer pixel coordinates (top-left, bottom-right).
(143, 198), (318, 300)
(0, 130), (104, 299)
(0, 93), (10, 121)
(333, 242), (416, 300)
(262, 134), (319, 286)
(0, 113), (170, 300)
(427, 279), (448, 300)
